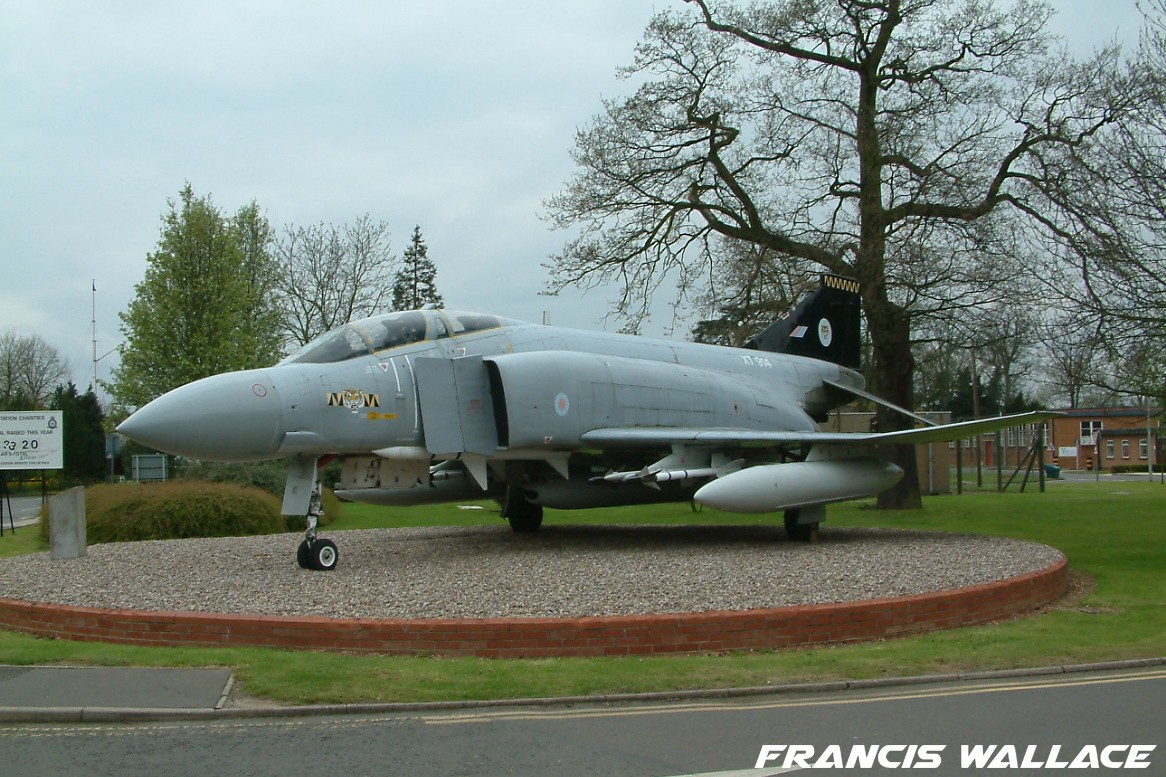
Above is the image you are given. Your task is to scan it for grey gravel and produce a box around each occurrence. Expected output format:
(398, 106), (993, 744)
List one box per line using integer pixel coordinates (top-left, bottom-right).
(0, 525), (1064, 620)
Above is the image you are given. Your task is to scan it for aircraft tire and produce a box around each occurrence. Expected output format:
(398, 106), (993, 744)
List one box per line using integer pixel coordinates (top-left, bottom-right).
(296, 540), (312, 569)
(508, 510), (543, 533)
(309, 539), (340, 571)
(506, 502), (544, 533)
(503, 487), (544, 533)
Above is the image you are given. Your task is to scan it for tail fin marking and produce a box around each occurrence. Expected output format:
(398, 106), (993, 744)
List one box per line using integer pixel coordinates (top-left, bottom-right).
(744, 274), (861, 369)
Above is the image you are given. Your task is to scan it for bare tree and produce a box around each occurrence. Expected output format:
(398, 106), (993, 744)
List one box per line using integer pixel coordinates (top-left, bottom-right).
(1020, 1), (1166, 410)
(1037, 313), (1108, 409)
(978, 312), (1040, 411)
(0, 331), (70, 409)
(1050, 0), (1166, 348)
(546, 0), (1155, 507)
(690, 240), (816, 346)
(1110, 338), (1166, 406)
(274, 215), (397, 347)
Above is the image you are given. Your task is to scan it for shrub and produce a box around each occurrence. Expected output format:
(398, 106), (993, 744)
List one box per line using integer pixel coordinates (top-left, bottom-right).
(43, 481), (288, 544)
(175, 460), (342, 530)
(176, 459), (288, 493)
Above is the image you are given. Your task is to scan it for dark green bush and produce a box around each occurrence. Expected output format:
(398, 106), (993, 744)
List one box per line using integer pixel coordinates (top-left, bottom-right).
(176, 459), (289, 493)
(1111, 464), (1155, 474)
(43, 481), (288, 544)
(175, 460), (341, 530)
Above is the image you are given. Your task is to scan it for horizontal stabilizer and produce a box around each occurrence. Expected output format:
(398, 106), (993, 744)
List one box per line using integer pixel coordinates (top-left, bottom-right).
(864, 410), (1057, 445)
(823, 379), (939, 427)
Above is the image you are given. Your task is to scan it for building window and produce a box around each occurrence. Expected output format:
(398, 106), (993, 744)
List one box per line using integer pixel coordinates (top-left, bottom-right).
(1106, 440), (1115, 459)
(1080, 420), (1103, 446)
(1141, 439), (1148, 459)
(1122, 440), (1130, 459)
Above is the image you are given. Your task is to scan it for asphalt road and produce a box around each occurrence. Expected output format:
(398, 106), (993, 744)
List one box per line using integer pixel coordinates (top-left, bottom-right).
(0, 666), (1161, 777)
(0, 495), (43, 530)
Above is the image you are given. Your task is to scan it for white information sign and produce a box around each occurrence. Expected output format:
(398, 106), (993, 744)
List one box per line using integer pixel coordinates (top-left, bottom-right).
(0, 411), (64, 470)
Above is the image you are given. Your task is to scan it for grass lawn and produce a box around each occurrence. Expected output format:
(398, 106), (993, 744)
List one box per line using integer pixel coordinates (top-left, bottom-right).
(0, 480), (1162, 705)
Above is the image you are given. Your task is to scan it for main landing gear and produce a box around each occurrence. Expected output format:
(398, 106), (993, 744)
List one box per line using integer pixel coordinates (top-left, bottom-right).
(784, 507), (822, 543)
(502, 485), (544, 533)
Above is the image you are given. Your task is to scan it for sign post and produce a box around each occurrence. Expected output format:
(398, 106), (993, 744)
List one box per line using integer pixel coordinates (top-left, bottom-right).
(0, 411), (64, 535)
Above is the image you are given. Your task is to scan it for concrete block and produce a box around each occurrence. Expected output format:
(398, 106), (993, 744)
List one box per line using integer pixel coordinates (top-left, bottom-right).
(49, 486), (86, 560)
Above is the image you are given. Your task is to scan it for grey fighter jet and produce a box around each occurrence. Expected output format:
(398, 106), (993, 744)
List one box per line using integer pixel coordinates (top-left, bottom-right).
(117, 275), (1048, 570)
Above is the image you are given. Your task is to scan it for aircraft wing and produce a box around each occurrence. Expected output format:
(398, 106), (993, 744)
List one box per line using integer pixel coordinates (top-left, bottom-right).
(579, 410), (1057, 449)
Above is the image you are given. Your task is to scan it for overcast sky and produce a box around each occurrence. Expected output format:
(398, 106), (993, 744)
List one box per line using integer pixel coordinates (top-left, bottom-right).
(0, 1), (1149, 395)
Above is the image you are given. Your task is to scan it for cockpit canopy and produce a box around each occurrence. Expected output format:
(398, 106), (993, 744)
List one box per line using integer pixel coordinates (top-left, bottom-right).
(280, 309), (519, 365)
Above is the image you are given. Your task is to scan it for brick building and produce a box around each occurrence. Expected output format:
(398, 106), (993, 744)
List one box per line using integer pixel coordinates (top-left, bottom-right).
(1044, 407), (1162, 472)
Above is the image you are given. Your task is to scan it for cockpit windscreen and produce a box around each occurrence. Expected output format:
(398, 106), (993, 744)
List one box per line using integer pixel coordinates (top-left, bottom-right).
(279, 310), (518, 365)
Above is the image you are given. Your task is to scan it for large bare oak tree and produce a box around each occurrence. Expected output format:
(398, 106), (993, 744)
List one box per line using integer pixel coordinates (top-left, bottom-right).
(546, 0), (1156, 507)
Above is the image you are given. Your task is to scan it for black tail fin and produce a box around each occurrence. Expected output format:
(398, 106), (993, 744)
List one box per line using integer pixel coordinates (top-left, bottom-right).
(743, 274), (861, 369)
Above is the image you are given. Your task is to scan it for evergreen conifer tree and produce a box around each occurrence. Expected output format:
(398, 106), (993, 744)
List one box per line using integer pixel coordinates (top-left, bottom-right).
(52, 383), (106, 481)
(391, 226), (444, 310)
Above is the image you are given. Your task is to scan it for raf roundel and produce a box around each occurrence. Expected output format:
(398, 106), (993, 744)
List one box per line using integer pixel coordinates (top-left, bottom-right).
(554, 393), (570, 417)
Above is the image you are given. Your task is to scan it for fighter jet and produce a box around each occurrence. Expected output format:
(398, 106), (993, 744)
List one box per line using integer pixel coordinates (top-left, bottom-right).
(117, 274), (1048, 570)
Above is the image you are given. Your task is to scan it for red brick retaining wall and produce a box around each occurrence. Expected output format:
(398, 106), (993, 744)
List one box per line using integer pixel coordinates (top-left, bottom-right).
(0, 556), (1067, 658)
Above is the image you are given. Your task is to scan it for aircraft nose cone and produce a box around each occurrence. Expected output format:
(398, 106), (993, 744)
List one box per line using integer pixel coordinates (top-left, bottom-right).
(117, 370), (283, 461)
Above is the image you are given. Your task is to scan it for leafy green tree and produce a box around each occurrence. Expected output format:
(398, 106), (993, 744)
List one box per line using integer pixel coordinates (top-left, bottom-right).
(392, 226), (444, 311)
(52, 383), (106, 481)
(230, 200), (283, 361)
(108, 184), (282, 408)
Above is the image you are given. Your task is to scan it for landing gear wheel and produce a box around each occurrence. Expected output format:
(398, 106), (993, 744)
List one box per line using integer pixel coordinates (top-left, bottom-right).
(297, 538), (339, 570)
(502, 487), (544, 533)
(784, 509), (819, 542)
(308, 538), (339, 571)
(508, 508), (543, 533)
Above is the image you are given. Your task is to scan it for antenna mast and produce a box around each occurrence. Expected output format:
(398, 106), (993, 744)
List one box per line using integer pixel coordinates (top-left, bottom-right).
(91, 280), (98, 398)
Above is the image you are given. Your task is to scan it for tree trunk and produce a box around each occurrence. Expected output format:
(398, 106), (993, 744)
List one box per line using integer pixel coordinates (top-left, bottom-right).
(853, 51), (921, 510)
(866, 290), (923, 510)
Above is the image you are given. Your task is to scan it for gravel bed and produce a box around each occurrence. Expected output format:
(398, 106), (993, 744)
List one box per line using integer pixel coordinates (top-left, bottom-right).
(0, 525), (1064, 620)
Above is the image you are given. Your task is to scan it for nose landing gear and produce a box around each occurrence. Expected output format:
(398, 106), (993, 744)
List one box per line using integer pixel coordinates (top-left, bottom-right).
(287, 456), (339, 571)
